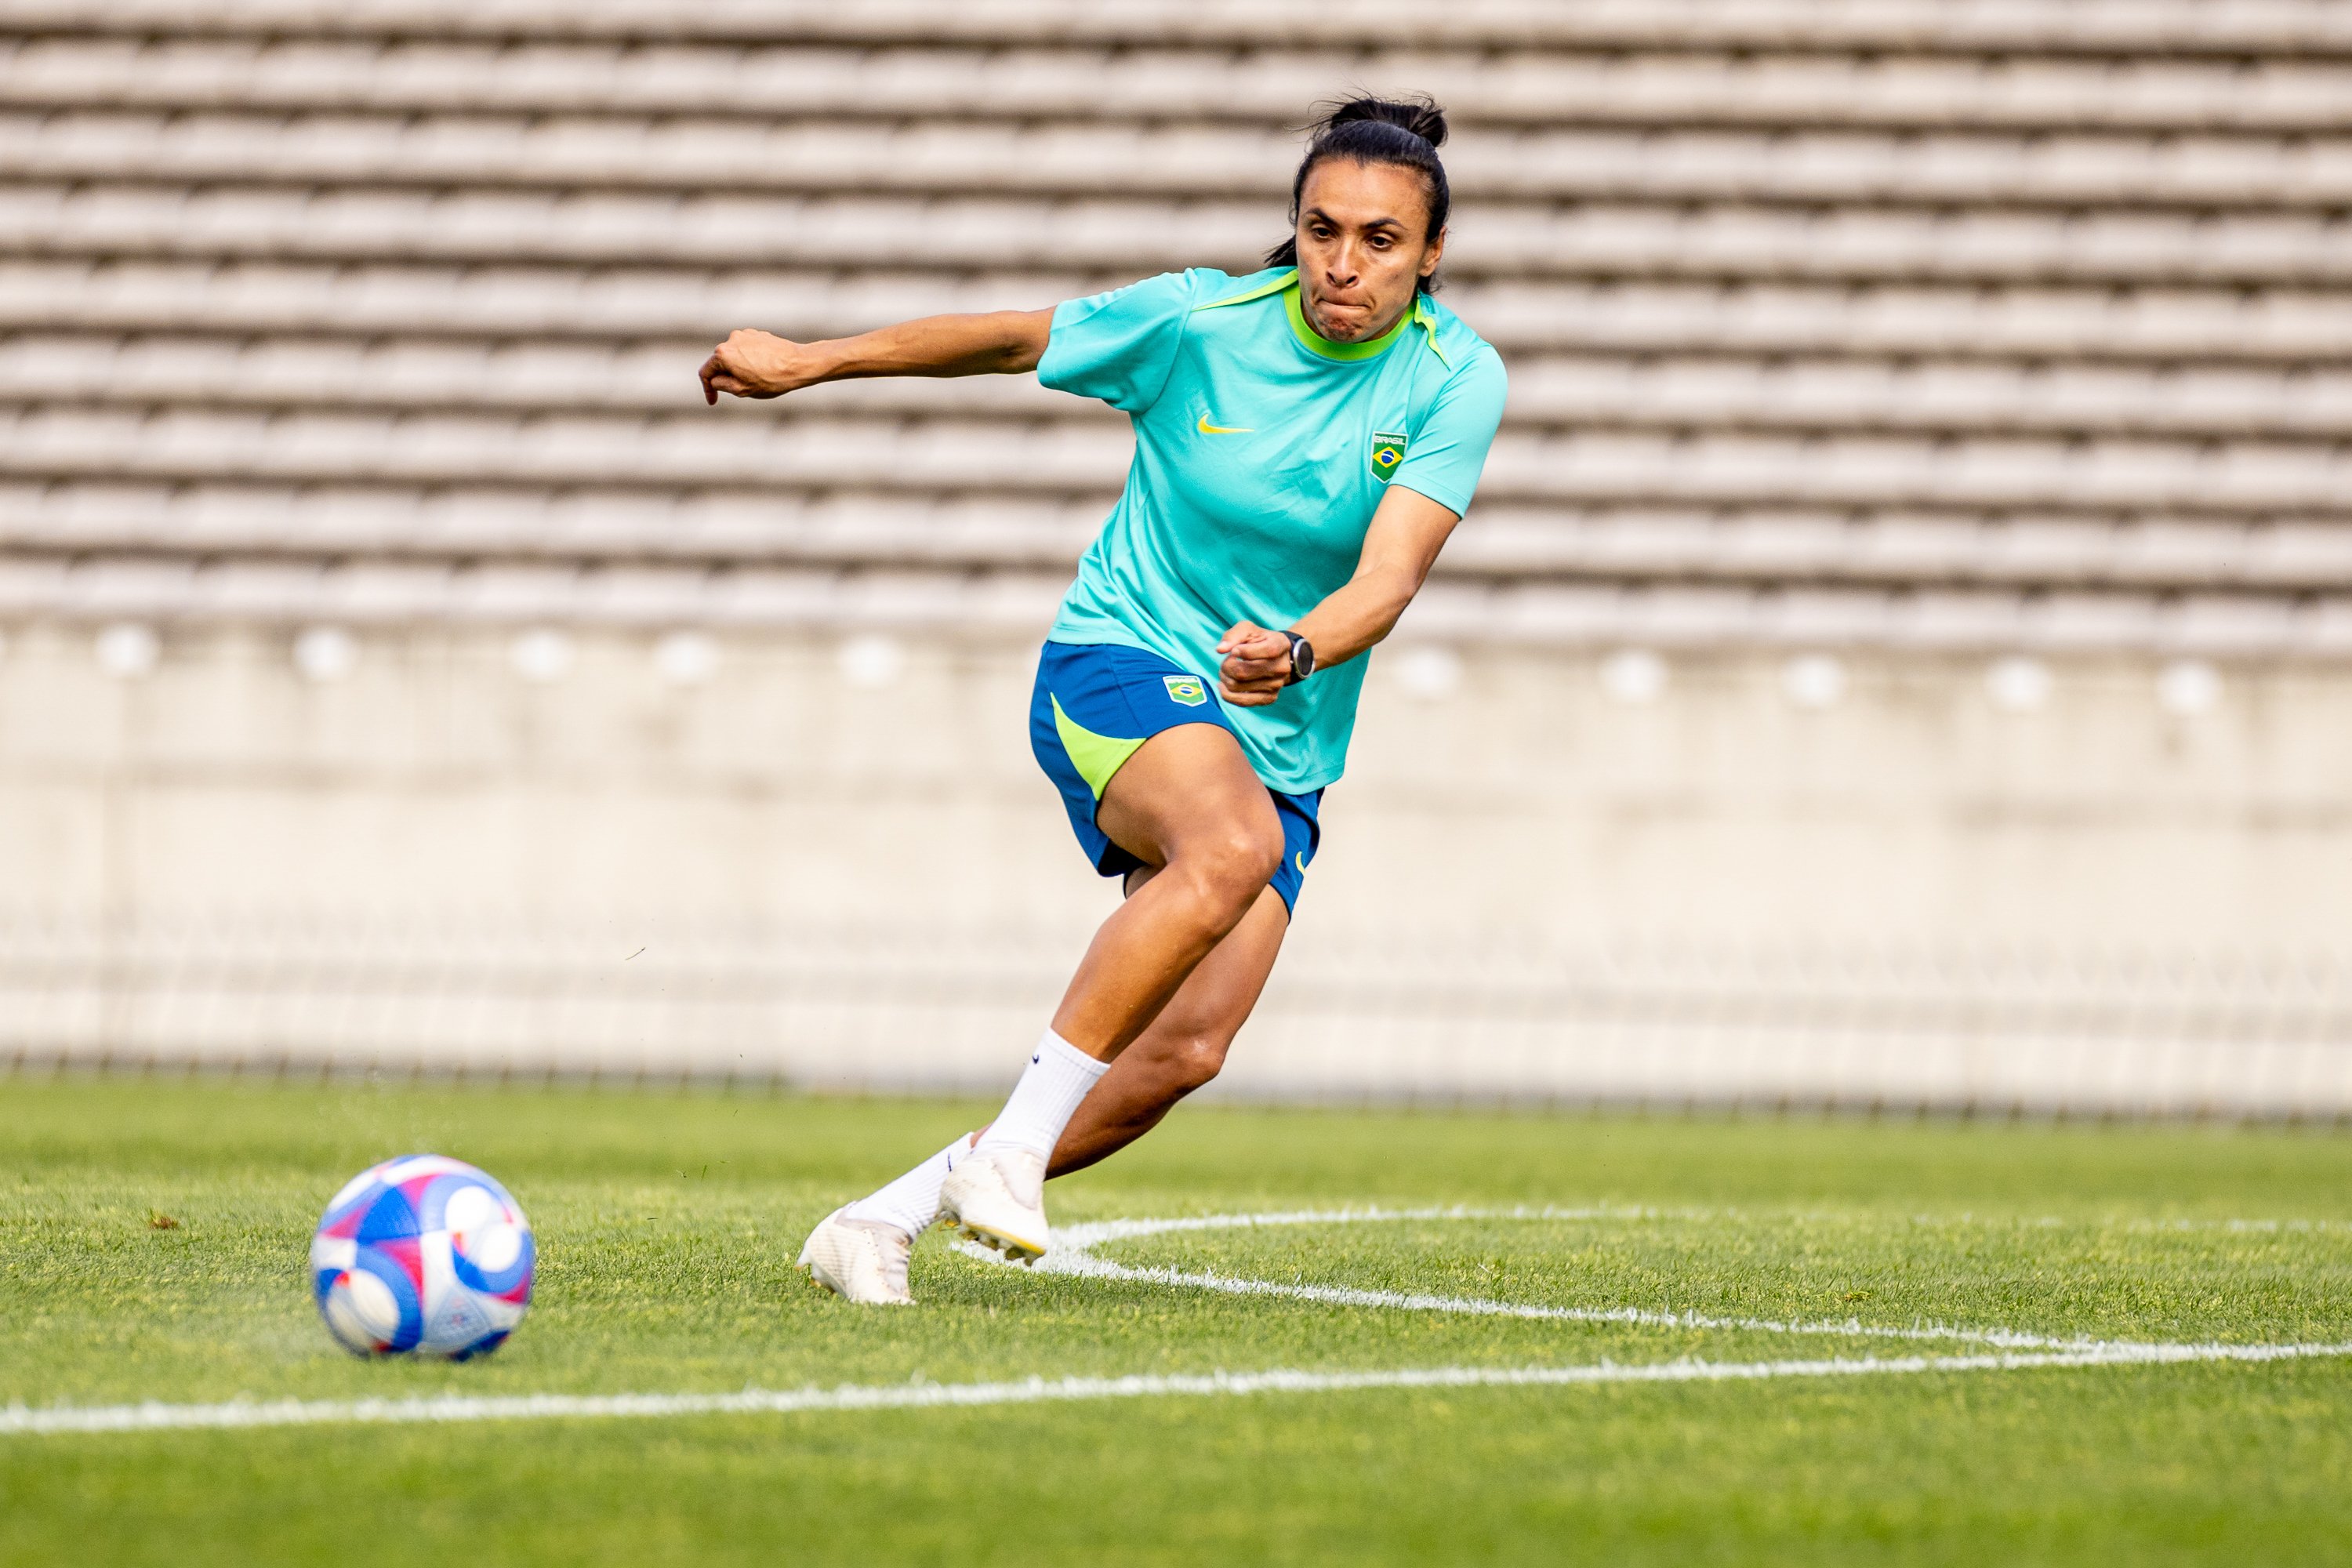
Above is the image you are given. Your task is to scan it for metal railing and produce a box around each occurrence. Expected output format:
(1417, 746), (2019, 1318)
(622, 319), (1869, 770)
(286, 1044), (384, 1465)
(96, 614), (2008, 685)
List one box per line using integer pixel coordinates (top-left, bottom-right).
(5, 906), (2347, 1118)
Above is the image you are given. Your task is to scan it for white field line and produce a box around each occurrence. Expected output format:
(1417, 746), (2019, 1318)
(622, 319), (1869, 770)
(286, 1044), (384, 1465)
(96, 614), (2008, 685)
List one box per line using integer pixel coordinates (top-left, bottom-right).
(11, 1204), (2347, 1440)
(2122, 1217), (2352, 1235)
(1039, 1207), (2122, 1352)
(9, 1342), (2352, 1437)
(1052, 1204), (2352, 1246)
(1054, 1204), (1674, 1243)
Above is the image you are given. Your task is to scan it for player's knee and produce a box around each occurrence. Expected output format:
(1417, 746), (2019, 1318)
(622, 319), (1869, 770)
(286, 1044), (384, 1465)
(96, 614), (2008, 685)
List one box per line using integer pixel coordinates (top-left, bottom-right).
(1134, 1019), (1232, 1095)
(1228, 822), (1284, 892)
(1167, 1032), (1230, 1092)
(1180, 822), (1283, 916)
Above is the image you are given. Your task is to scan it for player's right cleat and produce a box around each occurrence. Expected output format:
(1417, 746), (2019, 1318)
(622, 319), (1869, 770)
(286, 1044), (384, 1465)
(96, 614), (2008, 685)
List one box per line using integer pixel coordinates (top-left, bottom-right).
(937, 1146), (1051, 1264)
(796, 1209), (915, 1305)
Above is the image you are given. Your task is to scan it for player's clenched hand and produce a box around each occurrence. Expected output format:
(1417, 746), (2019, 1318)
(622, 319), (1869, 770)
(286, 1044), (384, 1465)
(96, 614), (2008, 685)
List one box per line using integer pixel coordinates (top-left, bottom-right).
(1217, 620), (1293, 706)
(699, 329), (824, 405)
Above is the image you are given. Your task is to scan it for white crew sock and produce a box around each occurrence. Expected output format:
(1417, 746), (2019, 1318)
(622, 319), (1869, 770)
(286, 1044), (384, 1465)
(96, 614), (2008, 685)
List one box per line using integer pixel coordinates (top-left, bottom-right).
(974, 1029), (1109, 1163)
(842, 1132), (974, 1239)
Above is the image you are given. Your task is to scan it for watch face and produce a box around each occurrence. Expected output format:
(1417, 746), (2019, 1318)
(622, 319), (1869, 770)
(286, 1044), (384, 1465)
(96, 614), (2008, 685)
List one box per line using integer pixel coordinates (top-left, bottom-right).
(1289, 634), (1314, 681)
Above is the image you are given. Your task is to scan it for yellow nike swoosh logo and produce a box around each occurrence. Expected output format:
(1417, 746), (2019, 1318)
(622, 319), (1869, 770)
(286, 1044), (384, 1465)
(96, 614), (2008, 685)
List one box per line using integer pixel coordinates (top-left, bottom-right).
(1196, 416), (1254, 434)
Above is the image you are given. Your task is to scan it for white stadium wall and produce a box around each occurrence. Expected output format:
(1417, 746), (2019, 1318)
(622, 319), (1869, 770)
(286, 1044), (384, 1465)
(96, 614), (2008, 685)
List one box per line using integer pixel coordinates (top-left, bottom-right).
(7, 0), (2352, 1110)
(4, 622), (2350, 1116)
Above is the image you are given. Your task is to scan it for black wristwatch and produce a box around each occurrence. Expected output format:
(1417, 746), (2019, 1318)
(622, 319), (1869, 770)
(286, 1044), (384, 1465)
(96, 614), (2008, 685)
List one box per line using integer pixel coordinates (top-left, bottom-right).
(1282, 630), (1316, 684)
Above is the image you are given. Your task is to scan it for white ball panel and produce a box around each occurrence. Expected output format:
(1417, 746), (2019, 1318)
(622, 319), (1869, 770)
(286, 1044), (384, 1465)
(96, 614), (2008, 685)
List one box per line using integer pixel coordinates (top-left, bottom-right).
(468, 1223), (523, 1273)
(323, 1270), (401, 1352)
(323, 1168), (381, 1214)
(377, 1154), (470, 1185)
(419, 1231), (458, 1312)
(441, 1185), (501, 1233)
(422, 1287), (490, 1355)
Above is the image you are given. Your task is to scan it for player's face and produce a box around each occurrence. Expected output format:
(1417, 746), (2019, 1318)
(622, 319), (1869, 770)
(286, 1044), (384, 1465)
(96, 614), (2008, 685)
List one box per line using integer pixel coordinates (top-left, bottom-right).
(1291, 160), (1446, 343)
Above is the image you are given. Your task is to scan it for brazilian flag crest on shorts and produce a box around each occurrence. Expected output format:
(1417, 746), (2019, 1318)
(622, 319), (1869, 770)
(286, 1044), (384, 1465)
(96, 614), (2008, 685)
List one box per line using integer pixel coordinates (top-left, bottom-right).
(1368, 430), (1409, 481)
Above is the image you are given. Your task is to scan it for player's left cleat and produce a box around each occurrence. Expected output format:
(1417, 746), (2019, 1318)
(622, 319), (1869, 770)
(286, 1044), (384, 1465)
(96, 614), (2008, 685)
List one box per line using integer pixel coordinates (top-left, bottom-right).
(797, 1209), (915, 1305)
(937, 1146), (1050, 1264)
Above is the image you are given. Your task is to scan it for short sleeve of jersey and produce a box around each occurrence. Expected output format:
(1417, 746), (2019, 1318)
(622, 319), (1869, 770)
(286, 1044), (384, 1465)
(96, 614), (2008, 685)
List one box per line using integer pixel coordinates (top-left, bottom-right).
(1037, 270), (1200, 414)
(1391, 345), (1509, 517)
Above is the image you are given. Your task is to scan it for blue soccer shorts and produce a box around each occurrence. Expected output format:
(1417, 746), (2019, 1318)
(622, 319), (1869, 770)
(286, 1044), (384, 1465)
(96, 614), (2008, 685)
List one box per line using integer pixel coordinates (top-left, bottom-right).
(1028, 639), (1321, 913)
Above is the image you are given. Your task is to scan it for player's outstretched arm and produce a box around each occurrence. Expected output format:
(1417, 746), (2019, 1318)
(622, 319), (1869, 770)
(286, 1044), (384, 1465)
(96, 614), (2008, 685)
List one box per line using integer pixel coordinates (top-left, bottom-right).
(1218, 484), (1462, 706)
(699, 309), (1055, 405)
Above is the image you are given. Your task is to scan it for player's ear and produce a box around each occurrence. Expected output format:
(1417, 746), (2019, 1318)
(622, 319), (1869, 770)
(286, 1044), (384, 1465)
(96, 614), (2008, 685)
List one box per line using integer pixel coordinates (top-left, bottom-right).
(1419, 228), (1446, 279)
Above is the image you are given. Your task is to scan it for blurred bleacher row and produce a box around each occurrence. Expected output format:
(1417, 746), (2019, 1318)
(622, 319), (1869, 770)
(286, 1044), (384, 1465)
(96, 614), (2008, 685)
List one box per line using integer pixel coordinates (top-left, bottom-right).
(7, 0), (2352, 654)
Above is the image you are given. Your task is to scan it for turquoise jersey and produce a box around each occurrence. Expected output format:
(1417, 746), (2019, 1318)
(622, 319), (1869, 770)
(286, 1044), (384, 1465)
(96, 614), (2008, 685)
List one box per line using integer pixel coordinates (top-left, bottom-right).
(1038, 266), (1508, 794)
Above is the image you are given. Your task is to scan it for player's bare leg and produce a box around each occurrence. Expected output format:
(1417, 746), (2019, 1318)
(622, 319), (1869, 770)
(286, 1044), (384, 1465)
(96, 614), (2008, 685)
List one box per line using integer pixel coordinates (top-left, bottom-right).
(934, 724), (1283, 1261)
(811, 723), (1287, 1294)
(1046, 724), (1284, 1060)
(810, 867), (1285, 1301)
(1047, 875), (1287, 1176)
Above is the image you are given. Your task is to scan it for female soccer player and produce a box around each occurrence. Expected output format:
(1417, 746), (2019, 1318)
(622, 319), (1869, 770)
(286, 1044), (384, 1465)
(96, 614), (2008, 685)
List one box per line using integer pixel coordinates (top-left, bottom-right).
(700, 96), (1508, 1304)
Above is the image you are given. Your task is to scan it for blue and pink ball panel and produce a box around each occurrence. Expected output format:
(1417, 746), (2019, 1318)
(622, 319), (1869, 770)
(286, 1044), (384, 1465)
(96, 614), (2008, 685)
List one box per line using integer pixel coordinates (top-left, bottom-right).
(310, 1154), (535, 1360)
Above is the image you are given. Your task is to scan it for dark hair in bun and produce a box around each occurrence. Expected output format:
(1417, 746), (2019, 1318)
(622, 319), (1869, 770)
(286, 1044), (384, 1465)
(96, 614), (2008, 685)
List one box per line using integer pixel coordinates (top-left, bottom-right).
(1265, 95), (1451, 293)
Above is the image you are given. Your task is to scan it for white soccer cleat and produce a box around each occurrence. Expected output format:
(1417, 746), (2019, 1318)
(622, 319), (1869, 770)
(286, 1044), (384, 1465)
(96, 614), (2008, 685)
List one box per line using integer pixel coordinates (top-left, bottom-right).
(796, 1209), (915, 1305)
(937, 1146), (1051, 1265)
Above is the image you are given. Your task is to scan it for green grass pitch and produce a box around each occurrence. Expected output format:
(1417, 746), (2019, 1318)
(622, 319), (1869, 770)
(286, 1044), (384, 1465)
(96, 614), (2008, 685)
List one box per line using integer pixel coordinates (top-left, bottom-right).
(3, 1075), (2350, 1566)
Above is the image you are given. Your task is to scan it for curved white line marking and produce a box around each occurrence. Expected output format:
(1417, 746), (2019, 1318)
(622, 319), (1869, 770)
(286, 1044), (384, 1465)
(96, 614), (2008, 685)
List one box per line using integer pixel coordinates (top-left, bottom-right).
(1027, 1207), (2133, 1352)
(1050, 1204), (2352, 1248)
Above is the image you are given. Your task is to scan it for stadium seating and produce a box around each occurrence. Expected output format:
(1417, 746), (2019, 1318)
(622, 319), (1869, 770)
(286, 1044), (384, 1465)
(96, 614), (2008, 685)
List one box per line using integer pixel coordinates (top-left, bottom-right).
(2, 0), (2348, 653)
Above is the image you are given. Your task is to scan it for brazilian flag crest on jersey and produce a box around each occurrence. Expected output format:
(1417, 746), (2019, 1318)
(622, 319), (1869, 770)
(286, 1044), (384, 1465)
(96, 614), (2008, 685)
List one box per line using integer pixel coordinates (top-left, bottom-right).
(1369, 430), (1409, 481)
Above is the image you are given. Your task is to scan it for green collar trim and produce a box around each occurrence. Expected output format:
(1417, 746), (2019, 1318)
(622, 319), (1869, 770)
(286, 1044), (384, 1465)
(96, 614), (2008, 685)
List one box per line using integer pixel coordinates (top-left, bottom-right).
(1192, 270), (1300, 313)
(1411, 298), (1453, 368)
(1193, 267), (1450, 366)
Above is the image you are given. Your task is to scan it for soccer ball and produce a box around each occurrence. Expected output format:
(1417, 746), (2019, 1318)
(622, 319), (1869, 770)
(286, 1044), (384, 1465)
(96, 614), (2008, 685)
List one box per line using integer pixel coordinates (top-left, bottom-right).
(310, 1154), (535, 1359)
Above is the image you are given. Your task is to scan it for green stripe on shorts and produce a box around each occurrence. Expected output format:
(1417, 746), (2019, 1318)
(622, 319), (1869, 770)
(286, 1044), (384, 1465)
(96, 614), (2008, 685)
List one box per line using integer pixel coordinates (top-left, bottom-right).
(1049, 695), (1146, 800)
